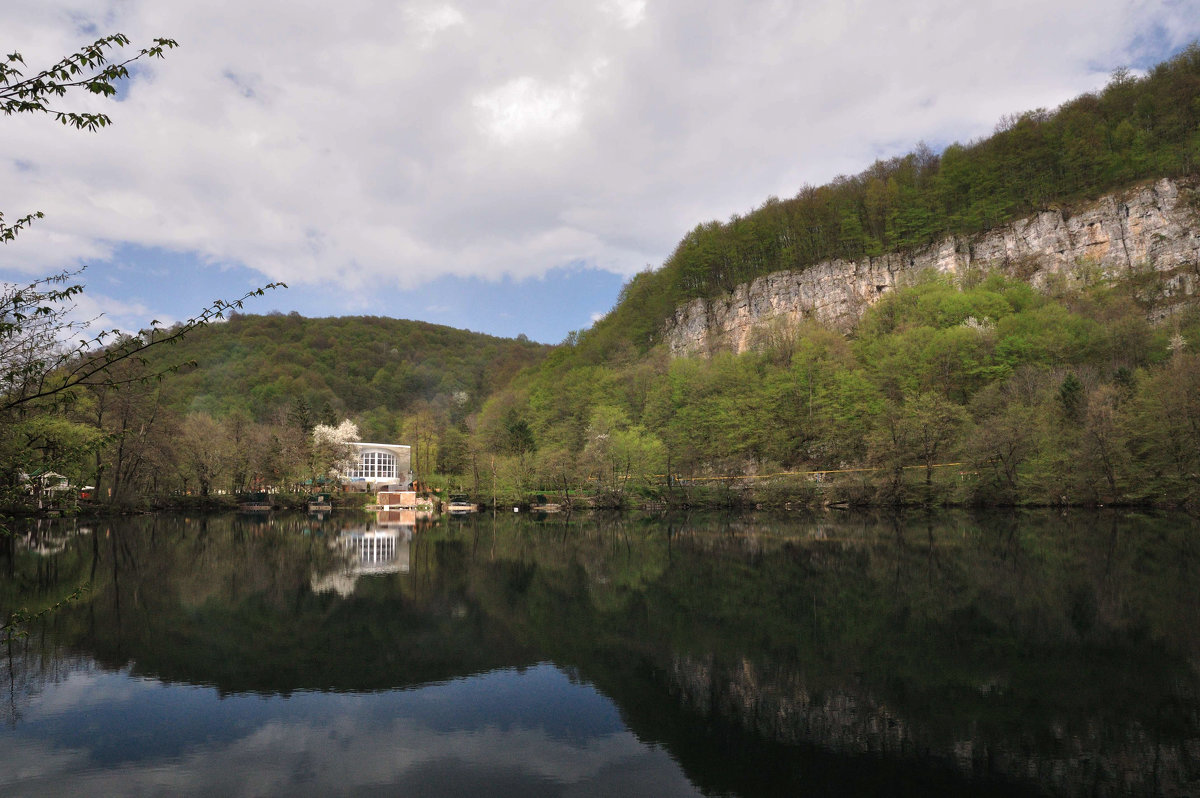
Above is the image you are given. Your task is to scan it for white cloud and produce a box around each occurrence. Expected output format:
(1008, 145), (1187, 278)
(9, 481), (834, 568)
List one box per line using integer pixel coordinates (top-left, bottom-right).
(601, 0), (647, 29)
(405, 3), (466, 41)
(70, 289), (165, 333)
(473, 75), (587, 144)
(1, 0), (1198, 301)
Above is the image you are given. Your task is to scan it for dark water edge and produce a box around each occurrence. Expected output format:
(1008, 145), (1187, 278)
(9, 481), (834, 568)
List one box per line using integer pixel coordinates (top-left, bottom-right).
(3, 508), (1199, 796)
(14, 482), (1199, 520)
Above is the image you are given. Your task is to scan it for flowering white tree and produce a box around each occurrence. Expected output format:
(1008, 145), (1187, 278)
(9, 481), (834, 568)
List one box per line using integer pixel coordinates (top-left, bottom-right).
(311, 420), (360, 483)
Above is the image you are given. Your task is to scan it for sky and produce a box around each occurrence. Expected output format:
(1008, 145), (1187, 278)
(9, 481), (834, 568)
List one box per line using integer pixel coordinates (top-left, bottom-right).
(2, 1), (1200, 344)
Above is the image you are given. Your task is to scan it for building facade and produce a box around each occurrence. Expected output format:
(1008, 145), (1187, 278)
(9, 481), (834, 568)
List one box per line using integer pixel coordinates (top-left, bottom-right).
(344, 442), (413, 491)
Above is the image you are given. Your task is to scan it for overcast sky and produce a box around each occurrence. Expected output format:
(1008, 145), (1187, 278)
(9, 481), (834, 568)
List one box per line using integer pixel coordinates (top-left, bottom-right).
(2, 1), (1199, 342)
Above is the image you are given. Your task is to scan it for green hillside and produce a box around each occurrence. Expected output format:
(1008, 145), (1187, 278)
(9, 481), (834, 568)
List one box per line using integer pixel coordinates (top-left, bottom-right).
(461, 45), (1200, 508)
(0, 311), (550, 507)
(146, 312), (550, 435)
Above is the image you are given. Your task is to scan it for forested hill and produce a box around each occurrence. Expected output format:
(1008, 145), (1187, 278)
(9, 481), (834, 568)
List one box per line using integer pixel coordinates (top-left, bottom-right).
(454, 44), (1200, 509)
(585, 43), (1200, 356)
(143, 312), (550, 439)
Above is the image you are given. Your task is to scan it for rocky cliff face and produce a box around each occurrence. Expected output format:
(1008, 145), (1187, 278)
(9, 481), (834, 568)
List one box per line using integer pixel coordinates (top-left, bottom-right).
(665, 178), (1200, 356)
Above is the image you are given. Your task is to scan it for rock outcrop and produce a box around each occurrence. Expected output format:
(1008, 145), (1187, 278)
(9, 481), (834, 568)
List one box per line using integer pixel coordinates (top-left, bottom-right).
(665, 178), (1200, 356)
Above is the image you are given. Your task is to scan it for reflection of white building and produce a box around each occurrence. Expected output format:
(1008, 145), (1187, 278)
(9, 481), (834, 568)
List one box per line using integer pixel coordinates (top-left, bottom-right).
(344, 442), (413, 491)
(348, 527), (411, 574)
(14, 519), (91, 556)
(311, 523), (412, 597)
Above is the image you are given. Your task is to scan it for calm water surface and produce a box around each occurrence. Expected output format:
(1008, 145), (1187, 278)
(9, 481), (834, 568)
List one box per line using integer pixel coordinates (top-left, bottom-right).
(3, 509), (1200, 796)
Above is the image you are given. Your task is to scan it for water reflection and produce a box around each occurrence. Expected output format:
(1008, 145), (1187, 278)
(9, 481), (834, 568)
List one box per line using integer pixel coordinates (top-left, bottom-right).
(3, 665), (699, 798)
(4, 517), (92, 558)
(2, 509), (1200, 796)
(309, 511), (431, 596)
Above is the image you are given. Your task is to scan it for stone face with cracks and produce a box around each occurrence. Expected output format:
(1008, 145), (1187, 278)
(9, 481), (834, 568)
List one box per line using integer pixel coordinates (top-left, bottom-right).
(664, 178), (1200, 356)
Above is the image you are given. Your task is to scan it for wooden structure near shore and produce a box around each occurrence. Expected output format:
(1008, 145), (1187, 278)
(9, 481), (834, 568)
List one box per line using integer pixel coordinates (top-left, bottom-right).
(373, 491), (434, 511)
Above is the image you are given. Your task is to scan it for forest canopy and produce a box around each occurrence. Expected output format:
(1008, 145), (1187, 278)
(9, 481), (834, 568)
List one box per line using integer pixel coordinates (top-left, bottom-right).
(140, 312), (551, 431)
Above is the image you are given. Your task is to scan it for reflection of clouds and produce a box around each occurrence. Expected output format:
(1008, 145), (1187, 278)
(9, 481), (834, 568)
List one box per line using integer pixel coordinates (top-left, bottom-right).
(1, 739), (91, 787)
(0, 668), (701, 798)
(22, 670), (140, 720)
(1, 715), (696, 797)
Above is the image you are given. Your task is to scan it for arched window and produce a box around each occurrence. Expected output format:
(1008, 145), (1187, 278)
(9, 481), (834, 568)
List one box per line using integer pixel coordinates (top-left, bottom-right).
(351, 450), (396, 480)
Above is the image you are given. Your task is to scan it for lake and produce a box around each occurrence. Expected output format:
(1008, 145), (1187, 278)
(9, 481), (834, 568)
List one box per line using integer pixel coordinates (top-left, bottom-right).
(2, 508), (1199, 796)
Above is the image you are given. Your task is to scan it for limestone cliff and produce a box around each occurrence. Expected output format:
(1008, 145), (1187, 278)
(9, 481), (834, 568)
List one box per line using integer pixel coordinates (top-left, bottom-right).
(665, 178), (1200, 356)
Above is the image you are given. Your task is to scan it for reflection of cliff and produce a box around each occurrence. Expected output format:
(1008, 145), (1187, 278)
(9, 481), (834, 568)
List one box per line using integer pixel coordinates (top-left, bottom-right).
(668, 655), (907, 755)
(663, 650), (1200, 797)
(425, 511), (1200, 797)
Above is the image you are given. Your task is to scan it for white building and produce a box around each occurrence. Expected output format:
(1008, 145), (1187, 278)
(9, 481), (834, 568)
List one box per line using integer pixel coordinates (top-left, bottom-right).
(344, 442), (413, 491)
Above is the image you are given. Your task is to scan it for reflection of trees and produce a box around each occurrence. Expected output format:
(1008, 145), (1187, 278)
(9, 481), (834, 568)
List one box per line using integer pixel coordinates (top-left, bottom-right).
(3, 512), (534, 696)
(3, 509), (1200, 795)
(416, 509), (1200, 796)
